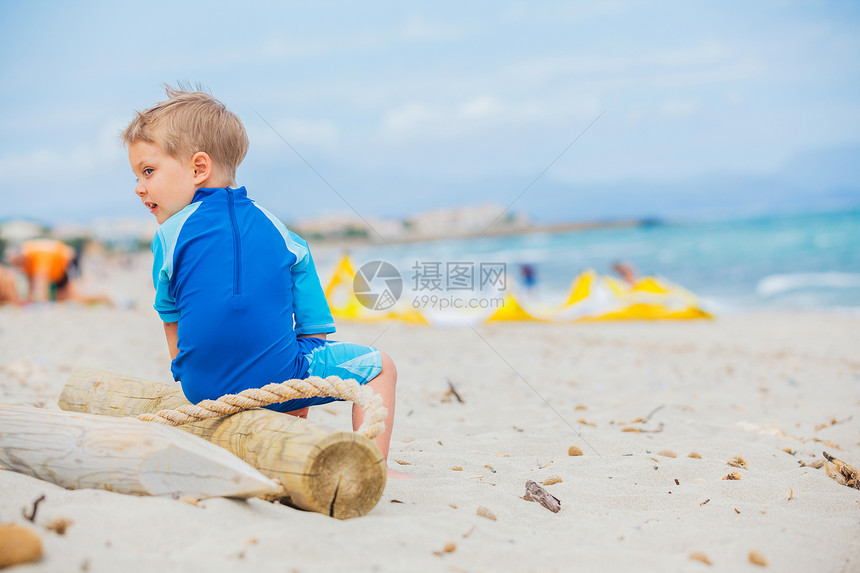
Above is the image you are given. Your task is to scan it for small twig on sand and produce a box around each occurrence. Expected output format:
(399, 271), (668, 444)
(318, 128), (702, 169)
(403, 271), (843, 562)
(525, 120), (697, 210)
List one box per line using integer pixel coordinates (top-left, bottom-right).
(446, 379), (464, 403)
(640, 422), (665, 434)
(22, 494), (45, 522)
(645, 404), (665, 421)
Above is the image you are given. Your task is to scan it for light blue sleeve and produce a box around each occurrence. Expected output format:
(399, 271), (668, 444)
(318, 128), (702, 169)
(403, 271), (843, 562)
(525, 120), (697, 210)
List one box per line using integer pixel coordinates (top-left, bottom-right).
(287, 230), (337, 335)
(151, 203), (200, 323)
(151, 229), (179, 323)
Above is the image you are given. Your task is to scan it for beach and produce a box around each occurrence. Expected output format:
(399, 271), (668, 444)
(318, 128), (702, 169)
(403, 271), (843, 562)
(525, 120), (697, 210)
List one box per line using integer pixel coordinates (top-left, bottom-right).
(1, 254), (859, 572)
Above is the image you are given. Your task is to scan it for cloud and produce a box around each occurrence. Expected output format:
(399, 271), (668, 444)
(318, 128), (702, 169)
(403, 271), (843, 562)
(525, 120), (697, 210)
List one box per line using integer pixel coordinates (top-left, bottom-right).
(381, 95), (598, 140)
(181, 15), (464, 73)
(398, 17), (463, 41)
(381, 97), (518, 138)
(246, 116), (340, 153)
(624, 98), (701, 123)
(370, 41), (753, 143)
(0, 117), (126, 183)
(501, 42), (750, 86)
(503, 1), (631, 24)
(659, 99), (700, 117)
(0, 107), (105, 137)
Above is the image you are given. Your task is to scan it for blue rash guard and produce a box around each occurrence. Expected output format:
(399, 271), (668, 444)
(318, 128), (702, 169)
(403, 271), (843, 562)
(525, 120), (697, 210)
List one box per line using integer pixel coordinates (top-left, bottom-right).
(150, 186), (336, 406)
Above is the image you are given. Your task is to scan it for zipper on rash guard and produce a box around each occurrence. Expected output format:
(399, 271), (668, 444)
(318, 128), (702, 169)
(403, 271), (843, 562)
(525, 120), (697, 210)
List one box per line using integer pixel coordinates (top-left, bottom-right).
(227, 188), (242, 295)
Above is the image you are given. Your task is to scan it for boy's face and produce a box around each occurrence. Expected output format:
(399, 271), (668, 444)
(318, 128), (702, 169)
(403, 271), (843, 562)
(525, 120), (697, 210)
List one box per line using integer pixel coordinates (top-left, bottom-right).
(128, 140), (197, 224)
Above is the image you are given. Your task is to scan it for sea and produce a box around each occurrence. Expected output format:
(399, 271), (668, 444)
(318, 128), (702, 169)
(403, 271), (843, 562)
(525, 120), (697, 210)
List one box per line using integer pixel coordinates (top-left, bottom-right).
(319, 209), (860, 315)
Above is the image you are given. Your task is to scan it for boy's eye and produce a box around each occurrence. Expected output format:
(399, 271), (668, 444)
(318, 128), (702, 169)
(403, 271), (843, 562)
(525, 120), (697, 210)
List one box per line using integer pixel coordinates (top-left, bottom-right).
(143, 168), (154, 176)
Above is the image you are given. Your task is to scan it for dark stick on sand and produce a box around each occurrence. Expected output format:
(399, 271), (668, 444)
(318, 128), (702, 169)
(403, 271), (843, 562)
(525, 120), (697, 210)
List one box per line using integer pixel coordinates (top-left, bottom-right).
(447, 379), (464, 403)
(22, 494), (45, 522)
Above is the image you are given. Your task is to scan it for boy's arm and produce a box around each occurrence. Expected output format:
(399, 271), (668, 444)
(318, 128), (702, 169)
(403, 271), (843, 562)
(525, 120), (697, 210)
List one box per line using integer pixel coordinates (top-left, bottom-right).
(152, 227), (181, 360)
(163, 321), (179, 360)
(288, 232), (336, 337)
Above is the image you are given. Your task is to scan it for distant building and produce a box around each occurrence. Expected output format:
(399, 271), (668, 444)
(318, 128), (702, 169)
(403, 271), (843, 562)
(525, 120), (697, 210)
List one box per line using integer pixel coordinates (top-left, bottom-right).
(90, 218), (159, 251)
(0, 219), (47, 244)
(1, 217), (158, 253)
(406, 204), (530, 238)
(291, 204), (531, 243)
(293, 213), (406, 242)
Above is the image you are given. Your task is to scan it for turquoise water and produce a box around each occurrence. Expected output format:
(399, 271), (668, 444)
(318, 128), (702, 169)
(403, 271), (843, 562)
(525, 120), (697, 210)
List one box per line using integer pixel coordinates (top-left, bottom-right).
(325, 209), (860, 313)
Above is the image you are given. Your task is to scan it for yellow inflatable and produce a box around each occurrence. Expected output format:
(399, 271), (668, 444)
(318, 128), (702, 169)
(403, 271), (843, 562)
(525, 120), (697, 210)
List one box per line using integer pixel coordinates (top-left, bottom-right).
(323, 255), (427, 324)
(563, 269), (597, 306)
(322, 257), (712, 325)
(556, 270), (712, 321)
(485, 292), (544, 322)
(323, 255), (367, 320)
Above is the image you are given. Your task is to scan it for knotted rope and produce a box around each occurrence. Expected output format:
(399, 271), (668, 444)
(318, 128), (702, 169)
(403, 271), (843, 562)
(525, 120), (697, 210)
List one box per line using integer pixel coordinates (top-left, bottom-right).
(136, 375), (386, 440)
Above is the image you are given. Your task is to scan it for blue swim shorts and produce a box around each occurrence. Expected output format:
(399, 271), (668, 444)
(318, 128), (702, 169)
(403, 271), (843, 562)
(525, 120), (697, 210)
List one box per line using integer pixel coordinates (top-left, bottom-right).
(266, 339), (383, 412)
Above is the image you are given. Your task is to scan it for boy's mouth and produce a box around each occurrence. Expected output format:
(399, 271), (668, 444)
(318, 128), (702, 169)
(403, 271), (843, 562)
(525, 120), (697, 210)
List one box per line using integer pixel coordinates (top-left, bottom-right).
(144, 201), (157, 212)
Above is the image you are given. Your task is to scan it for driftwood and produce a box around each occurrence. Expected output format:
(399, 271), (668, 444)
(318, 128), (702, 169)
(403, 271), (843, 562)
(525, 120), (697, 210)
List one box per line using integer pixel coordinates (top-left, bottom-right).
(0, 404), (279, 499)
(58, 368), (386, 519)
(523, 480), (562, 513)
(823, 451), (859, 490)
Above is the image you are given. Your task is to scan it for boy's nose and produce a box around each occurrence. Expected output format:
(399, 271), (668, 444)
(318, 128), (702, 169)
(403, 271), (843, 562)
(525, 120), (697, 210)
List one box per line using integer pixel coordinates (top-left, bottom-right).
(134, 183), (146, 196)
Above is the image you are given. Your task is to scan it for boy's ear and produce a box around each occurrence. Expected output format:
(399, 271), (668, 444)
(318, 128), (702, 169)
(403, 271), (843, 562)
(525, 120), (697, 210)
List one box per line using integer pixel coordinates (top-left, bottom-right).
(191, 152), (212, 185)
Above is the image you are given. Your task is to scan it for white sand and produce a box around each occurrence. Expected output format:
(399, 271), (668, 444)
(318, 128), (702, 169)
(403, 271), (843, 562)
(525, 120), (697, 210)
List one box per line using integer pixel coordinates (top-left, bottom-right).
(1, 254), (859, 572)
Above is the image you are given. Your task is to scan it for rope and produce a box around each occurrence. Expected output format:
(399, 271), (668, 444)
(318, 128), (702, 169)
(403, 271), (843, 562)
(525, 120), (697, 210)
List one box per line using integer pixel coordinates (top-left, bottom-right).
(136, 375), (386, 440)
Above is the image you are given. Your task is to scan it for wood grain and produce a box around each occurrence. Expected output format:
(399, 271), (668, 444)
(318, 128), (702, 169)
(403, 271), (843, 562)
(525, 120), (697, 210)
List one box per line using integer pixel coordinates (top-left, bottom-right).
(58, 368), (386, 518)
(0, 404), (279, 499)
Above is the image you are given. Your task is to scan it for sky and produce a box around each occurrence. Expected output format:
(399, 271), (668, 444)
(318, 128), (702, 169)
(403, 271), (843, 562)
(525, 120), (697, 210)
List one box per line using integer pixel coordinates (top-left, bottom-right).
(1, 0), (858, 227)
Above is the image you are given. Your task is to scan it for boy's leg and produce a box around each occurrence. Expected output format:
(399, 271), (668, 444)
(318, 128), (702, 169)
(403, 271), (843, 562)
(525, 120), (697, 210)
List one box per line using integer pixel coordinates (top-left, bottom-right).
(300, 341), (409, 478)
(351, 351), (397, 460)
(284, 406), (309, 419)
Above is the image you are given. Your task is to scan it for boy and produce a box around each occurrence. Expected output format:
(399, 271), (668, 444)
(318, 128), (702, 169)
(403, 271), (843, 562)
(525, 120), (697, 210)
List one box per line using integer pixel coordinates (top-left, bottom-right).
(122, 87), (400, 471)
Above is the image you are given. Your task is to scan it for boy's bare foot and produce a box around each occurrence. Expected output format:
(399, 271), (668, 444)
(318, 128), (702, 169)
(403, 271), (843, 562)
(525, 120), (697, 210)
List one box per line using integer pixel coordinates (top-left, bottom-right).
(387, 468), (413, 479)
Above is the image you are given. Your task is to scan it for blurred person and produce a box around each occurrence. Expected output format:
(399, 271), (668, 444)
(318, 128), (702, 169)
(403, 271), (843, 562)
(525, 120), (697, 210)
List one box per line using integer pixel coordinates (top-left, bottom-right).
(0, 264), (21, 305)
(10, 238), (76, 302)
(520, 263), (537, 292)
(10, 238), (110, 304)
(612, 261), (639, 287)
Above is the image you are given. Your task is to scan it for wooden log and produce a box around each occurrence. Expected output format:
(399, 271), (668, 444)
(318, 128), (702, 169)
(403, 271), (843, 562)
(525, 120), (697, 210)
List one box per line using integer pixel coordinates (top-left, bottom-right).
(58, 368), (386, 519)
(0, 404), (280, 499)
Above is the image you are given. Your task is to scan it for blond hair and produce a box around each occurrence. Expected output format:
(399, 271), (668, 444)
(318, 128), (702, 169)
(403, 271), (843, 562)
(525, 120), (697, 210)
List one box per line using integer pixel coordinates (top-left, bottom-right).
(121, 85), (248, 183)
